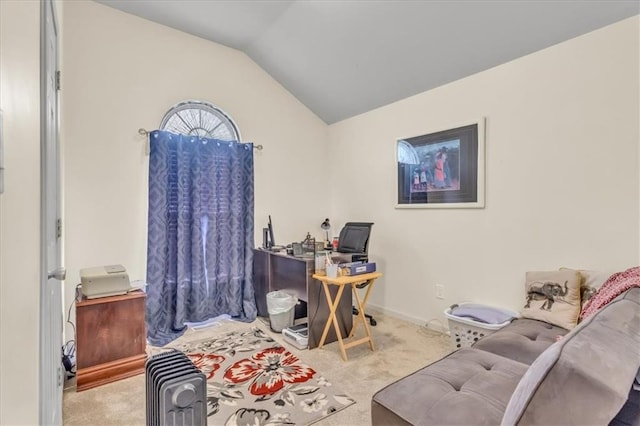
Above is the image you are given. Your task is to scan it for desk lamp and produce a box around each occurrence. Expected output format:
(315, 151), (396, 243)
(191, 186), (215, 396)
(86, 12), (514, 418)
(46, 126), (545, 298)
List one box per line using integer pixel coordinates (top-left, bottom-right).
(321, 218), (331, 248)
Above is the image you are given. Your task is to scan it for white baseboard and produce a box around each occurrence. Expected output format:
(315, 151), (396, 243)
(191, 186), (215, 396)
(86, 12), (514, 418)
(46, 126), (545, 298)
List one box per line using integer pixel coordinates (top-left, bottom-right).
(366, 303), (450, 335)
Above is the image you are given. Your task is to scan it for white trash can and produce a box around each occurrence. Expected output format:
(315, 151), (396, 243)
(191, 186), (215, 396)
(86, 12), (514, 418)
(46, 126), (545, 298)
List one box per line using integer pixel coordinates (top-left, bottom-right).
(266, 291), (297, 332)
(444, 303), (518, 349)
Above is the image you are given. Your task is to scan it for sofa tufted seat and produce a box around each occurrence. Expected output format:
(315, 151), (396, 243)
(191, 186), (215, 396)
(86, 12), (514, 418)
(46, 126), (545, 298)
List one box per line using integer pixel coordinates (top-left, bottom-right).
(472, 318), (568, 365)
(371, 288), (640, 425)
(371, 348), (528, 425)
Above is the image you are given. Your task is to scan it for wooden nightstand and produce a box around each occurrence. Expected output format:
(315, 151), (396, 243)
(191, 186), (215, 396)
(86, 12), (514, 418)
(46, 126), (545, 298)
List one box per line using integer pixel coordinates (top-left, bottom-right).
(75, 291), (147, 391)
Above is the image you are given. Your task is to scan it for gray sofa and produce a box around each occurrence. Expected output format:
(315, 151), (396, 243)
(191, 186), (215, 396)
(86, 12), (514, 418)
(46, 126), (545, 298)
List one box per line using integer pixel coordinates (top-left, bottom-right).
(372, 288), (640, 425)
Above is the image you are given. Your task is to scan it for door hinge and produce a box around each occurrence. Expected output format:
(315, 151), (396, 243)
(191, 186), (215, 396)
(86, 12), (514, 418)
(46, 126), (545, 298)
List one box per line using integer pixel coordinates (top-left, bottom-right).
(55, 70), (61, 91)
(56, 218), (62, 239)
(57, 366), (63, 386)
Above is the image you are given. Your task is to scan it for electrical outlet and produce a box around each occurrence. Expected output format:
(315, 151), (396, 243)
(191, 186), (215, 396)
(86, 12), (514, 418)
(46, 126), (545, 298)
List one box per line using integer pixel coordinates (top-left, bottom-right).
(435, 284), (444, 299)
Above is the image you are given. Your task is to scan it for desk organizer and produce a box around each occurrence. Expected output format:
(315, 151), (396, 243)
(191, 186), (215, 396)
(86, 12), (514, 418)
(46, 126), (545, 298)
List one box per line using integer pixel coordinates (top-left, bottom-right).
(302, 237), (316, 257)
(339, 261), (377, 276)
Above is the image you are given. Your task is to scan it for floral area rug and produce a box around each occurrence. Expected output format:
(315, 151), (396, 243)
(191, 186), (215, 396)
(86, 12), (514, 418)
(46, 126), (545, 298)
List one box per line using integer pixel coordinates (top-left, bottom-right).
(170, 326), (355, 425)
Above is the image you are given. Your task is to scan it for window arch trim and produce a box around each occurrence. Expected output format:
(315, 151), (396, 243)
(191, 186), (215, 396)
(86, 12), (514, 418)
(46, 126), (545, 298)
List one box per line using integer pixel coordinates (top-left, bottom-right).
(160, 100), (241, 142)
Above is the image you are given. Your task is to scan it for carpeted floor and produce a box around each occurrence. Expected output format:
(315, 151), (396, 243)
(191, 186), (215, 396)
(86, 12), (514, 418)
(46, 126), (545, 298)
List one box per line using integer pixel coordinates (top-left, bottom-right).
(63, 311), (452, 425)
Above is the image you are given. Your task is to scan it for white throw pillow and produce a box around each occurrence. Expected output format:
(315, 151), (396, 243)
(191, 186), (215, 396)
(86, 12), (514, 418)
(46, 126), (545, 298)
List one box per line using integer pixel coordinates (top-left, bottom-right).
(559, 267), (615, 306)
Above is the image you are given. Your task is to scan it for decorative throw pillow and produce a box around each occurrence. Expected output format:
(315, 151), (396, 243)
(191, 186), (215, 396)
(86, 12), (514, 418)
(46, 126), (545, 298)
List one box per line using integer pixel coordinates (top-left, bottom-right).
(520, 269), (581, 330)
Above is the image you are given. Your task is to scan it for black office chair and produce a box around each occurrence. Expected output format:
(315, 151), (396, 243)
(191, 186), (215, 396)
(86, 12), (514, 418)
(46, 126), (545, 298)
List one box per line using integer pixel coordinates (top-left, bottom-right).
(337, 222), (377, 326)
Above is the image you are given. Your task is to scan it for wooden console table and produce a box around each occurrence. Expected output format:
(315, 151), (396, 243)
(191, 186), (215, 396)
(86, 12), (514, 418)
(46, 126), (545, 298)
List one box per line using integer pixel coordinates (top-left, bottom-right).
(76, 291), (147, 391)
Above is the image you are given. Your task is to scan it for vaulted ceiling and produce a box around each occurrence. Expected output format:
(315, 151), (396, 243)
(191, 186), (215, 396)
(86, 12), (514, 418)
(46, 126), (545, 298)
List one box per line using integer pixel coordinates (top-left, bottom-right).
(97, 1), (639, 124)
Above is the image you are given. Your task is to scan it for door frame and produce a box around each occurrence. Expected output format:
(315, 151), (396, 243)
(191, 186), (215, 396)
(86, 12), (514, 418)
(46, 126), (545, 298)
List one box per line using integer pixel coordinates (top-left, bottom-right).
(39, 0), (63, 424)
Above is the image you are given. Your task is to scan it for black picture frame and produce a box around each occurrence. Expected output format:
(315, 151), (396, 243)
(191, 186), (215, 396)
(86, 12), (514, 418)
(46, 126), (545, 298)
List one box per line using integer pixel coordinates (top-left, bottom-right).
(396, 119), (485, 208)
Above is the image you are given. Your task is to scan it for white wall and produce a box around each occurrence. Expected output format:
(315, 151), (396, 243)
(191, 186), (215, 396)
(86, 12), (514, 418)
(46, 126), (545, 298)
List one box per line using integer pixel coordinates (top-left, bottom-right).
(328, 16), (640, 329)
(0, 1), (42, 423)
(1, 2), (636, 422)
(61, 1), (329, 335)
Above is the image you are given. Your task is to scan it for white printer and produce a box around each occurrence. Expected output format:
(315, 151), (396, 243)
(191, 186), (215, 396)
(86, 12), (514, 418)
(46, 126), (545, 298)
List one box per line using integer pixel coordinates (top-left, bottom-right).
(282, 323), (309, 350)
(80, 264), (131, 299)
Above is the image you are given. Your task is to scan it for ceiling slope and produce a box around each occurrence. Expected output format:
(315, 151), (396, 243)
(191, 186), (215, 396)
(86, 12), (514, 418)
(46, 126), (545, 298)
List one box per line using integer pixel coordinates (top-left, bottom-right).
(96, 1), (640, 123)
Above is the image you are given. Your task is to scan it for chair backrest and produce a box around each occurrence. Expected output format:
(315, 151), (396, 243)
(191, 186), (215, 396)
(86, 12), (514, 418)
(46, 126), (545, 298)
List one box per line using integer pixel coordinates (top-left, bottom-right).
(337, 222), (373, 254)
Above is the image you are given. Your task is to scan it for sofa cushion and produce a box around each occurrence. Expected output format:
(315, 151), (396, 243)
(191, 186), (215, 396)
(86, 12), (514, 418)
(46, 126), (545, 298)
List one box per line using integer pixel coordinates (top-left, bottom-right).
(521, 269), (582, 330)
(472, 318), (568, 365)
(501, 288), (640, 425)
(372, 348), (528, 425)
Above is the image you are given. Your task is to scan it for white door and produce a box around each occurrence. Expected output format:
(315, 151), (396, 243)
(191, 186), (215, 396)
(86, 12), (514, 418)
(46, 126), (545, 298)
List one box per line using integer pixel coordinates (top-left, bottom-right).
(40, 0), (64, 424)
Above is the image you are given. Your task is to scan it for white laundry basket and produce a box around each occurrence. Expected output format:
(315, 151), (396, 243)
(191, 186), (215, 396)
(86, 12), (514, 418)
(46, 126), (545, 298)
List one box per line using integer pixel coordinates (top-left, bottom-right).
(444, 304), (518, 349)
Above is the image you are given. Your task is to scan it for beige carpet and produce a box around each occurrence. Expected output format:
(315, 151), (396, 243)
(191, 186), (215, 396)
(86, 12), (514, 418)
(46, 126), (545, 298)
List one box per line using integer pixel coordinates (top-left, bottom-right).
(63, 311), (452, 425)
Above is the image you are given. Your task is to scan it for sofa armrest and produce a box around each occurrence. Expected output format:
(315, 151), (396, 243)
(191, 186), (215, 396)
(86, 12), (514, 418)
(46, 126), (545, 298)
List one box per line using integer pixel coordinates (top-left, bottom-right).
(502, 289), (640, 425)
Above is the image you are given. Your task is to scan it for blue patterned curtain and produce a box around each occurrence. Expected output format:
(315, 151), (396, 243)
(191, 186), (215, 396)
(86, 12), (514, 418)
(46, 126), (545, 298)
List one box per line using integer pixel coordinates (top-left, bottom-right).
(146, 130), (257, 346)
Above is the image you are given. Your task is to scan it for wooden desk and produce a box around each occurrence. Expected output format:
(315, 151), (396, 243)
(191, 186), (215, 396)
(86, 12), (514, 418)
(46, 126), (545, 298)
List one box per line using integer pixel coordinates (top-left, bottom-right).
(312, 272), (382, 361)
(75, 291), (147, 391)
(253, 248), (353, 348)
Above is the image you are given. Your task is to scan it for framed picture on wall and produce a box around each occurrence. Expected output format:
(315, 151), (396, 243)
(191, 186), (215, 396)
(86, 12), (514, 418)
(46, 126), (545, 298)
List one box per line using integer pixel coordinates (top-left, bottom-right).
(395, 118), (485, 208)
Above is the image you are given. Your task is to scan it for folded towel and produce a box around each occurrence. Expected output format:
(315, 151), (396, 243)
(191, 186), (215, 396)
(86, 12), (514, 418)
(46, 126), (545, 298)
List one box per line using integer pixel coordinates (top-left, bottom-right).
(449, 304), (515, 324)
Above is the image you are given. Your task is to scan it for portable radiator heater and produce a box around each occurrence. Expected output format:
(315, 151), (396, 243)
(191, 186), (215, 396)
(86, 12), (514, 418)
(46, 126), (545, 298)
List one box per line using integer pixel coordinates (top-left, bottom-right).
(146, 350), (207, 426)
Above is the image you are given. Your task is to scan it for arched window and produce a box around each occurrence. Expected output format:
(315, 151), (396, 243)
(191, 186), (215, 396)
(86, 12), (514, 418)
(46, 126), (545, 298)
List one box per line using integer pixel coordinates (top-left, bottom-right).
(397, 140), (420, 164)
(160, 100), (241, 141)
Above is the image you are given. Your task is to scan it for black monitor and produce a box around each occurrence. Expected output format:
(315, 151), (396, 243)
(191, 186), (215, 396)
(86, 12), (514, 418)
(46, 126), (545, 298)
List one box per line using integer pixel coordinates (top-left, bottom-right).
(263, 215), (276, 249)
(268, 215), (275, 248)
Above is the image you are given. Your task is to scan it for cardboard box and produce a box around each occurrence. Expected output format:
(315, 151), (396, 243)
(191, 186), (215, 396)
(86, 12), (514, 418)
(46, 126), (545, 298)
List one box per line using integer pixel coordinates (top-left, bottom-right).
(339, 261), (376, 276)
